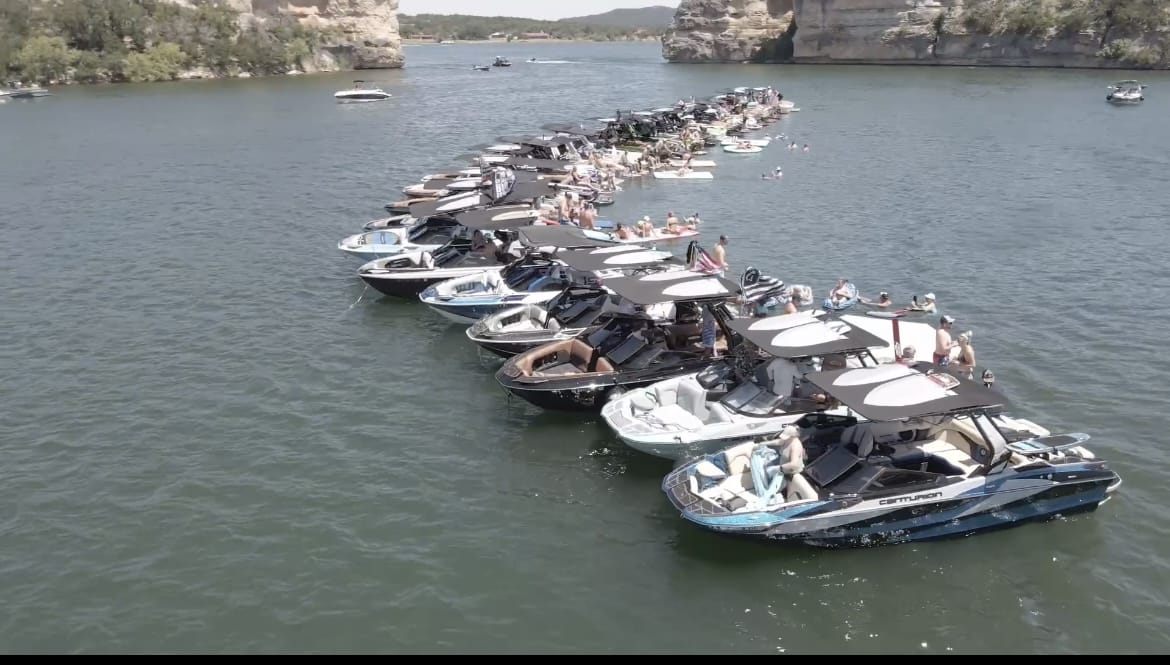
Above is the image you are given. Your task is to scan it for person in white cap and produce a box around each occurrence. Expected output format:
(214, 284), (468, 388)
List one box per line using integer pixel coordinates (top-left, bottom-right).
(911, 292), (937, 313)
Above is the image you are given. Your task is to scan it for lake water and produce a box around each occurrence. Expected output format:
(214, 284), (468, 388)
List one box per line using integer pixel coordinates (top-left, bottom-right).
(2, 41), (1169, 654)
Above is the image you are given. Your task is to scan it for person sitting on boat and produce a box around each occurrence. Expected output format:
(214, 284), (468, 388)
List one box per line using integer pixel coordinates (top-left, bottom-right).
(749, 428), (807, 508)
(898, 345), (917, 365)
(615, 223), (633, 241)
(637, 215), (655, 237)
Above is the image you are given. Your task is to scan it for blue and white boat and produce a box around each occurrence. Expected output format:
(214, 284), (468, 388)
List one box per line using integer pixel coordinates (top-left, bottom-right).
(337, 215), (463, 262)
(419, 254), (579, 325)
(662, 362), (1121, 548)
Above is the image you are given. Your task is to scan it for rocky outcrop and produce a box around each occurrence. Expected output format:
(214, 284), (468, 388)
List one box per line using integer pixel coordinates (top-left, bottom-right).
(662, 1), (797, 63)
(168, 0), (405, 69)
(663, 0), (1170, 69)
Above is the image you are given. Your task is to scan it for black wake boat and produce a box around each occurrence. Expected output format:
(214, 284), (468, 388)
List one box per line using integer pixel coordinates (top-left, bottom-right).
(465, 245), (684, 357)
(494, 270), (744, 411)
(357, 213), (619, 299)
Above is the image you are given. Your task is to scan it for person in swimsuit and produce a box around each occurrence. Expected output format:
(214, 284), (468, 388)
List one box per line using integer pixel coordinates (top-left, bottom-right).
(934, 315), (957, 365)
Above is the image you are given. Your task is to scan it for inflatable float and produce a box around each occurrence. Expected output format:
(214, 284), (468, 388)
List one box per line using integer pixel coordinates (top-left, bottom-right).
(722, 144), (763, 154)
(652, 170), (714, 180)
(822, 281), (860, 311)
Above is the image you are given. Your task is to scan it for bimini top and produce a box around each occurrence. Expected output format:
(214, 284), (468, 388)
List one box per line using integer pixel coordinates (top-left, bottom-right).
(517, 225), (618, 249)
(408, 191), (493, 218)
(804, 363), (1008, 422)
(554, 245), (680, 272)
(727, 313), (889, 359)
(600, 270), (740, 305)
(497, 180), (557, 204)
(501, 156), (576, 173)
(453, 205), (540, 231)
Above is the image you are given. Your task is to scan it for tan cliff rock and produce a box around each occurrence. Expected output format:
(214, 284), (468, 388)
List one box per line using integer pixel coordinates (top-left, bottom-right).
(662, 0), (797, 63)
(166, 0), (404, 70)
(663, 0), (1170, 69)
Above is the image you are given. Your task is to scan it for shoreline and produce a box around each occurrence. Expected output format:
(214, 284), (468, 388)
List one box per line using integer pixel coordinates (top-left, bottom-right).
(402, 37), (661, 45)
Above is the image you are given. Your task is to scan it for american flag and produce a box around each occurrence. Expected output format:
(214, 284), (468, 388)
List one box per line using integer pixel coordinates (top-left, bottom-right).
(688, 243), (723, 274)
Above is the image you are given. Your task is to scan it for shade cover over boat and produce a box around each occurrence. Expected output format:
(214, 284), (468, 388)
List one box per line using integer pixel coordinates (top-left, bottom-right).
(499, 180), (558, 204)
(453, 205), (540, 231)
(726, 314), (889, 359)
(501, 157), (576, 172)
(407, 191), (493, 218)
(599, 270), (740, 305)
(554, 245), (679, 272)
(803, 364), (1008, 423)
(516, 226), (618, 249)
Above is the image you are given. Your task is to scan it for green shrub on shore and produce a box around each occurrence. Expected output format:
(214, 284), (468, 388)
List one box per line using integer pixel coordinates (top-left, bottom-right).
(0, 0), (330, 84)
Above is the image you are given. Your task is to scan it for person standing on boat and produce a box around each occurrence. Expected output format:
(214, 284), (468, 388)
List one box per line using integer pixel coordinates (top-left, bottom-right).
(934, 315), (958, 366)
(954, 331), (976, 378)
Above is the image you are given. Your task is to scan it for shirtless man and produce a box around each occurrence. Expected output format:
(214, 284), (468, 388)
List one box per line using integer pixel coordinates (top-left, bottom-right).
(711, 235), (729, 273)
(934, 315), (958, 365)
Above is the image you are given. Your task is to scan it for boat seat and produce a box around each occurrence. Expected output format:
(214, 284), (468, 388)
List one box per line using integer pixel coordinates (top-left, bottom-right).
(675, 376), (709, 420)
(647, 403), (705, 432)
(785, 474), (817, 502)
(544, 318), (561, 332)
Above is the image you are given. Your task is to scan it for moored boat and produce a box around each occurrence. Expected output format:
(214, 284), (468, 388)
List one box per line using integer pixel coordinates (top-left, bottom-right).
(662, 363), (1120, 547)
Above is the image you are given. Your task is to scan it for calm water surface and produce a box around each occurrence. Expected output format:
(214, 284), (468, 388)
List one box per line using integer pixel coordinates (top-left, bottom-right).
(2, 42), (1169, 654)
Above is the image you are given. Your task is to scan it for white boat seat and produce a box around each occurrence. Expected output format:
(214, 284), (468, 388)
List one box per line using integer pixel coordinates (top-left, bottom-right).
(646, 403), (704, 432)
(675, 379), (708, 420)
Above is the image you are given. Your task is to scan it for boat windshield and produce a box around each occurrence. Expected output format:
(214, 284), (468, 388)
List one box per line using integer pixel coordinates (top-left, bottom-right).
(718, 381), (786, 416)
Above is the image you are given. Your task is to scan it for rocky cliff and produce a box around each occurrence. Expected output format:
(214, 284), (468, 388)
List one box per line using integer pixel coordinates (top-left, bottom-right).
(662, 1), (797, 63)
(663, 0), (1170, 69)
(169, 0), (405, 69)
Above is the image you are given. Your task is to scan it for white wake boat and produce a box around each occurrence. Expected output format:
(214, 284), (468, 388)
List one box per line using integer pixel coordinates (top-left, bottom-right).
(601, 312), (942, 460)
(334, 81), (391, 102)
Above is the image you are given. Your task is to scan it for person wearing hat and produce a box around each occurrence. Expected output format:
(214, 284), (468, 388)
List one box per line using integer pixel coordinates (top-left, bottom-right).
(912, 292), (937, 313)
(934, 315), (958, 366)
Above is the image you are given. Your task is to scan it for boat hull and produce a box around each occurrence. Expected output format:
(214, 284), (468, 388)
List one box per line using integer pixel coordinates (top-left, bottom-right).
(663, 462), (1121, 548)
(497, 361), (716, 412)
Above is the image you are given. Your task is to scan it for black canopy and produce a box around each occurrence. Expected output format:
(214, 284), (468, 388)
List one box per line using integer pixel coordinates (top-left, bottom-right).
(453, 205), (539, 231)
(501, 156), (576, 173)
(498, 180), (557, 204)
(555, 246), (680, 272)
(407, 191), (492, 218)
(727, 314), (889, 359)
(517, 225), (618, 249)
(804, 364), (1008, 423)
(599, 270), (740, 305)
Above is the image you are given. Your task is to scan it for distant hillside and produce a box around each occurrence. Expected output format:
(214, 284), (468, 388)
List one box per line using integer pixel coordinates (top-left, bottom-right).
(399, 10), (670, 41)
(560, 6), (678, 29)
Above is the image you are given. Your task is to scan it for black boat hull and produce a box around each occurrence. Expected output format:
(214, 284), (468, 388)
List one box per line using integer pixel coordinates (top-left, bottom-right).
(359, 274), (446, 299)
(497, 361), (714, 412)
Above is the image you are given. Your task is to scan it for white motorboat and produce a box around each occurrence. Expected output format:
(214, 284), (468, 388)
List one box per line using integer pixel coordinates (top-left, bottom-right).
(720, 137), (770, 148)
(722, 144), (763, 154)
(334, 80), (391, 102)
(1106, 80), (1145, 105)
(601, 312), (943, 460)
(601, 312), (897, 460)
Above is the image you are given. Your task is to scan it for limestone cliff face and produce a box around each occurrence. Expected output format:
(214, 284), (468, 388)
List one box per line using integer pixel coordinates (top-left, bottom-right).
(168, 0), (404, 69)
(663, 0), (1169, 69)
(662, 0), (796, 63)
